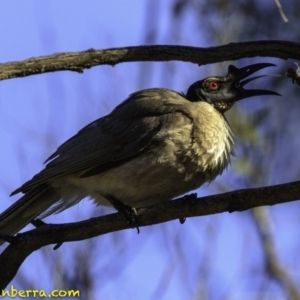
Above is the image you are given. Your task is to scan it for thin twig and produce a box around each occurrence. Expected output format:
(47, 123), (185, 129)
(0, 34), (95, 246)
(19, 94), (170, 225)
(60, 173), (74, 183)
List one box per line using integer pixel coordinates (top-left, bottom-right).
(274, 0), (289, 23)
(252, 207), (300, 300)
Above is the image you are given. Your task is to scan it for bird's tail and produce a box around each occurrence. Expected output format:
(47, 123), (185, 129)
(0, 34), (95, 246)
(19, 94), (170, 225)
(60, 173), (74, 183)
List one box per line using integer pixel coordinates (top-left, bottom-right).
(0, 184), (60, 245)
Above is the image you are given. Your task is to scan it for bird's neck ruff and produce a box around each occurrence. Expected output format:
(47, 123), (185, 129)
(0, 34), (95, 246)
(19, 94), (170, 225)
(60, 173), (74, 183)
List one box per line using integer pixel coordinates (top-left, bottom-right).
(199, 114), (235, 181)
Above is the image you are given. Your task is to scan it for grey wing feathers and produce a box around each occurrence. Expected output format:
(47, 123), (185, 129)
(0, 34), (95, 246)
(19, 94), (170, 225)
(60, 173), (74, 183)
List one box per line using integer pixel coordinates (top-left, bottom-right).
(0, 184), (60, 241)
(11, 89), (187, 195)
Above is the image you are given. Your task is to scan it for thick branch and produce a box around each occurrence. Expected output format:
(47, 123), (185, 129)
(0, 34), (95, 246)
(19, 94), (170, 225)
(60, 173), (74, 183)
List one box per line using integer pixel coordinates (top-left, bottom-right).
(1, 180), (300, 289)
(1, 40), (300, 81)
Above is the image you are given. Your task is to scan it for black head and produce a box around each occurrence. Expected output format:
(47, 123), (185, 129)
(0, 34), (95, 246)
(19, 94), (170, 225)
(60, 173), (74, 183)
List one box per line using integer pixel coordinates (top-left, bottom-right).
(186, 63), (280, 112)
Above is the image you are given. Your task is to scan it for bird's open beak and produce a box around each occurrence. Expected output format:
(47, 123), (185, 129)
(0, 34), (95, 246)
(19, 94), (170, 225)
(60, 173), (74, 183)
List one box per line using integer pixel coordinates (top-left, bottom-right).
(227, 63), (281, 100)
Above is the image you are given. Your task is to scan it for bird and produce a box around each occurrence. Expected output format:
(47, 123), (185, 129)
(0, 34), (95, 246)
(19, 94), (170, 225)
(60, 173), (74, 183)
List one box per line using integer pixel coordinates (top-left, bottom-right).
(0, 63), (279, 244)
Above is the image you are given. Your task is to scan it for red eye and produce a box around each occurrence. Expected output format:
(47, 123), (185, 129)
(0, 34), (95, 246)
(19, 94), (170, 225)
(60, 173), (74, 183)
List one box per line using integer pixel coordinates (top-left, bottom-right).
(208, 81), (219, 90)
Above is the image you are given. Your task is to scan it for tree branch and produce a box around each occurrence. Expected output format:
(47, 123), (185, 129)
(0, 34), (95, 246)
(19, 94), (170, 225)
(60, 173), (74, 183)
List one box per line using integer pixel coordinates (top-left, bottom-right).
(1, 180), (300, 289)
(274, 0), (289, 23)
(252, 207), (300, 300)
(1, 40), (300, 81)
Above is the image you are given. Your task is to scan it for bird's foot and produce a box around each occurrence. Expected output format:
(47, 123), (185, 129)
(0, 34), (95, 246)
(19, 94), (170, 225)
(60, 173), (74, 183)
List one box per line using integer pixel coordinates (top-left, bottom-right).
(105, 195), (140, 234)
(183, 193), (198, 201)
(0, 233), (16, 244)
(178, 193), (197, 224)
(179, 218), (186, 224)
(31, 218), (47, 227)
(226, 202), (238, 213)
(31, 219), (63, 250)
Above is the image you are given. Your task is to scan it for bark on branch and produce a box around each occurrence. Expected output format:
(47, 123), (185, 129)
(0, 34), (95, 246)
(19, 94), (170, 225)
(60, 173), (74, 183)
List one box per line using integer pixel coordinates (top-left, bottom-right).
(1, 180), (300, 289)
(1, 39), (300, 290)
(1, 40), (300, 81)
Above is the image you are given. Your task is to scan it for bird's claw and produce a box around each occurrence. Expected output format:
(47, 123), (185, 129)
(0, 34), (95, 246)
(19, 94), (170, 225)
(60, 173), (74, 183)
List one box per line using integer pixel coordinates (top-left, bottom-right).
(178, 193), (197, 224)
(31, 218), (47, 227)
(0, 233), (16, 244)
(105, 195), (140, 234)
(179, 217), (186, 224)
(31, 218), (63, 250)
(183, 193), (198, 201)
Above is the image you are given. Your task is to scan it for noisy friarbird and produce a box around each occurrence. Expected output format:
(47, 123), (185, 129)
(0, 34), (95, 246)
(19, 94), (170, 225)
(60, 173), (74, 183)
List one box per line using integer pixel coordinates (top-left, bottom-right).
(0, 63), (279, 244)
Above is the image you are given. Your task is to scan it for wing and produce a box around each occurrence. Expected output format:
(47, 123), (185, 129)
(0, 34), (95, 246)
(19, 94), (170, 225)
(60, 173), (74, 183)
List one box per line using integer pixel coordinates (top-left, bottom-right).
(12, 88), (191, 195)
